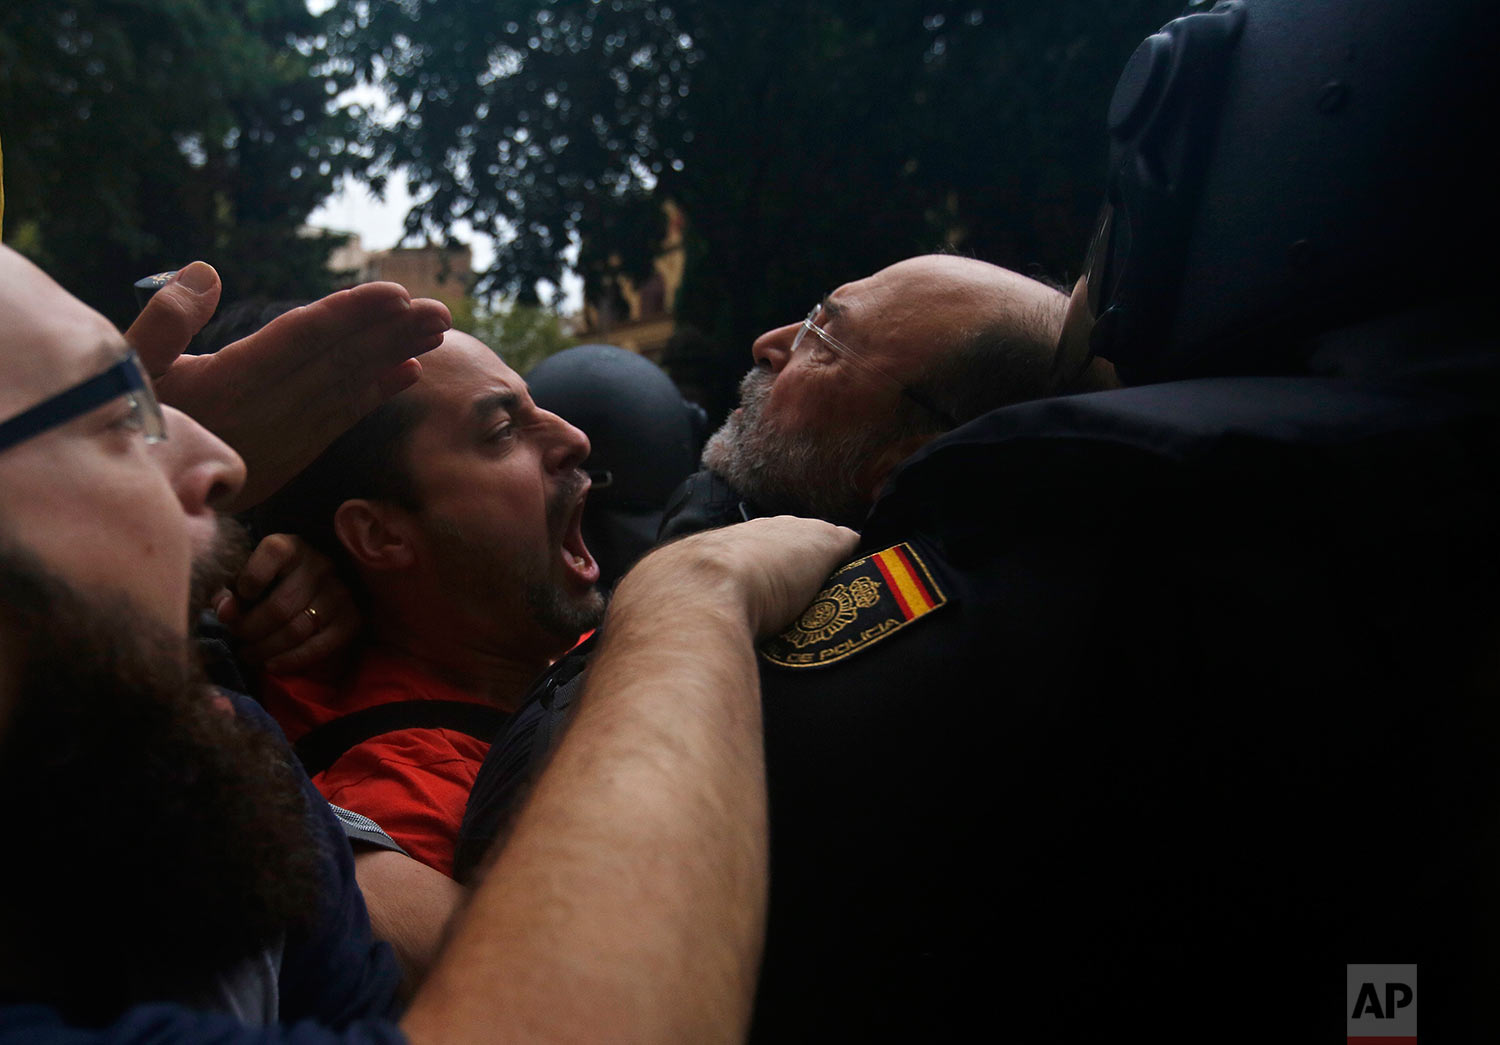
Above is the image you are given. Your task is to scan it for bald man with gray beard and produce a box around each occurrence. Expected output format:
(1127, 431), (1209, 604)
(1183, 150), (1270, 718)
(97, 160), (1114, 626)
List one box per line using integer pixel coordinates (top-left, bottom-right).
(667, 254), (1106, 535)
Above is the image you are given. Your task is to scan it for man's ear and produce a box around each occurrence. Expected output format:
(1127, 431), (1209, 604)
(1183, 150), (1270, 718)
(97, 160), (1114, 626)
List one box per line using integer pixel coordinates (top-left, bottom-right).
(333, 499), (417, 572)
(858, 431), (939, 502)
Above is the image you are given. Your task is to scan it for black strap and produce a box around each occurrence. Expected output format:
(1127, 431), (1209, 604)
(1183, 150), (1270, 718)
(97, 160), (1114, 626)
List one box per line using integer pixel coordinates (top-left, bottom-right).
(293, 700), (513, 778)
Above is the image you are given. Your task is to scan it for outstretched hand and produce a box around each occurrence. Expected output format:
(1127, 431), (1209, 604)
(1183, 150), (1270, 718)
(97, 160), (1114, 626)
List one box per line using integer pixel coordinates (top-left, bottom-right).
(125, 262), (451, 510)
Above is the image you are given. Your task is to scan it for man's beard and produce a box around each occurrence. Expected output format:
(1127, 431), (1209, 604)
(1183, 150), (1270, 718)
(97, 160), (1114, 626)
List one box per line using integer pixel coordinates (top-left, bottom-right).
(189, 515), (254, 621)
(702, 369), (888, 528)
(0, 546), (321, 1024)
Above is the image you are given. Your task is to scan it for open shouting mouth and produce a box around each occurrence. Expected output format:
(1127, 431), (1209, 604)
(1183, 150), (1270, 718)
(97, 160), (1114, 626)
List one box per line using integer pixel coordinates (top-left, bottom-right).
(557, 475), (600, 589)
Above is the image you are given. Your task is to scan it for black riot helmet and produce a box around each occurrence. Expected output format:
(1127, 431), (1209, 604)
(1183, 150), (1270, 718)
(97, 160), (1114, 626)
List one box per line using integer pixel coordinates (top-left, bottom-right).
(526, 344), (705, 589)
(1071, 0), (1496, 385)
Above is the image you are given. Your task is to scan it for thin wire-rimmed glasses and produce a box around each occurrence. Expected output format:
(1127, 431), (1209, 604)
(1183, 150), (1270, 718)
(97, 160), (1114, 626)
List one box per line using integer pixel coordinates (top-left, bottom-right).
(789, 304), (958, 428)
(0, 349), (165, 453)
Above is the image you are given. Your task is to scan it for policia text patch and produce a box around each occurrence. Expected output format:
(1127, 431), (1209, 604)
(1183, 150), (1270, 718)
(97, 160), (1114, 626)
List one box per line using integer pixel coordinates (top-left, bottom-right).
(761, 542), (947, 669)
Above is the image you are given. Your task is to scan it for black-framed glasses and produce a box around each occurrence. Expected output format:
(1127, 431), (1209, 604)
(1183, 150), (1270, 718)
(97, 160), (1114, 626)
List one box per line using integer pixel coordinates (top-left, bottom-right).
(790, 304), (958, 428)
(0, 349), (165, 453)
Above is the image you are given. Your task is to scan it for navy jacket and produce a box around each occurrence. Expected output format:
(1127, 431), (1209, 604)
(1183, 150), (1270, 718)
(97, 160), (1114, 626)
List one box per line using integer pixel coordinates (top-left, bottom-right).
(467, 367), (1500, 1040)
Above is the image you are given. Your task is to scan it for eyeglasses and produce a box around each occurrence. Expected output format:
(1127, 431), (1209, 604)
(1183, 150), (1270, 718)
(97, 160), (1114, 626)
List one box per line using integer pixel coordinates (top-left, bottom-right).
(790, 304), (958, 428)
(0, 349), (165, 453)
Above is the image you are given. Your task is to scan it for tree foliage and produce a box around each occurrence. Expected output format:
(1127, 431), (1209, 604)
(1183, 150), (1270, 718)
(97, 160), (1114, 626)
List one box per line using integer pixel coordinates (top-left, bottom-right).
(329, 0), (1181, 419)
(1, 0), (357, 326)
(324, 0), (694, 304)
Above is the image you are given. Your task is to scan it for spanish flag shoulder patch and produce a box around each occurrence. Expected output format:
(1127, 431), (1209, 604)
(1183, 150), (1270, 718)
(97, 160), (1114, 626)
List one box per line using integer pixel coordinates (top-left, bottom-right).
(760, 542), (948, 670)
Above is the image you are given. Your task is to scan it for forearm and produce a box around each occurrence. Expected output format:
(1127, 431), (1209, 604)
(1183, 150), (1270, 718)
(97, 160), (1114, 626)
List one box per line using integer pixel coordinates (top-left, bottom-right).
(353, 849), (466, 1000)
(403, 589), (766, 1044)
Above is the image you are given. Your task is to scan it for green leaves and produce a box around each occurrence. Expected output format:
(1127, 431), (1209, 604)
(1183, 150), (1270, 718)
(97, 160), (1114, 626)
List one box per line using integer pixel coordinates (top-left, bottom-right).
(328, 2), (1179, 418)
(326, 0), (697, 302)
(2, 0), (1181, 405)
(1, 0), (357, 324)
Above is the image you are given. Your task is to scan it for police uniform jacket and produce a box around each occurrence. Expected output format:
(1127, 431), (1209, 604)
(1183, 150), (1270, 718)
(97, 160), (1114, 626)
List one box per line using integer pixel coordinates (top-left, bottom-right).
(466, 353), (1500, 1039)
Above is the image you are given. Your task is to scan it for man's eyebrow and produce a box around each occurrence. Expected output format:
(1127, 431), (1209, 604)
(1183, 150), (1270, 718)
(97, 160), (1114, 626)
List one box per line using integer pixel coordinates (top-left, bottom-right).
(820, 295), (847, 322)
(472, 391), (520, 420)
(72, 338), (140, 391)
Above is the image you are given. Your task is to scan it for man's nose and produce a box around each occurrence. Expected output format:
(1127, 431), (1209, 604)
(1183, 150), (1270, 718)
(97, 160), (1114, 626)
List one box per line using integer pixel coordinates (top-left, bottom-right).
(541, 410), (591, 475)
(155, 406), (246, 516)
(751, 322), (801, 374)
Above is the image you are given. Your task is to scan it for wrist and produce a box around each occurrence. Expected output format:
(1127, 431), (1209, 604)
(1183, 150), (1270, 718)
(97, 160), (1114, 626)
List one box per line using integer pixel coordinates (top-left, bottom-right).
(610, 548), (758, 636)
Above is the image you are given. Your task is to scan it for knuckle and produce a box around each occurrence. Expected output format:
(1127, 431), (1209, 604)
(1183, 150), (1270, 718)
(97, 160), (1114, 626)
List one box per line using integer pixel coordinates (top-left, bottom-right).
(266, 588), (304, 624)
(262, 533), (301, 563)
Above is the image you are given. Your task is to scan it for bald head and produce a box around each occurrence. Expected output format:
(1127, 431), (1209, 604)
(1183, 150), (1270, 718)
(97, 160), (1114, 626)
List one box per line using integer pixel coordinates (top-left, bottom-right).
(858, 255), (1069, 426)
(842, 254), (1064, 380)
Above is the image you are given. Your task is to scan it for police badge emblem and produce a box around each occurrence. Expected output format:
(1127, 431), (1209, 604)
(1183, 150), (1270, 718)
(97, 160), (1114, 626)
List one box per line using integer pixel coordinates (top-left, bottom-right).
(760, 542), (947, 669)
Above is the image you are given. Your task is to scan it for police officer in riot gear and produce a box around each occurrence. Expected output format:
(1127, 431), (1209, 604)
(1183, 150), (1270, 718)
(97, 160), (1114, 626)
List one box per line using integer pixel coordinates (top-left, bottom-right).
(465, 1), (1500, 1037)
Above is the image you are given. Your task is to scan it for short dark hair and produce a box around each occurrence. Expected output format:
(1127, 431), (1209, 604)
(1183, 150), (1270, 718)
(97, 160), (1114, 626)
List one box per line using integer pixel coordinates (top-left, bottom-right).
(251, 396), (428, 578)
